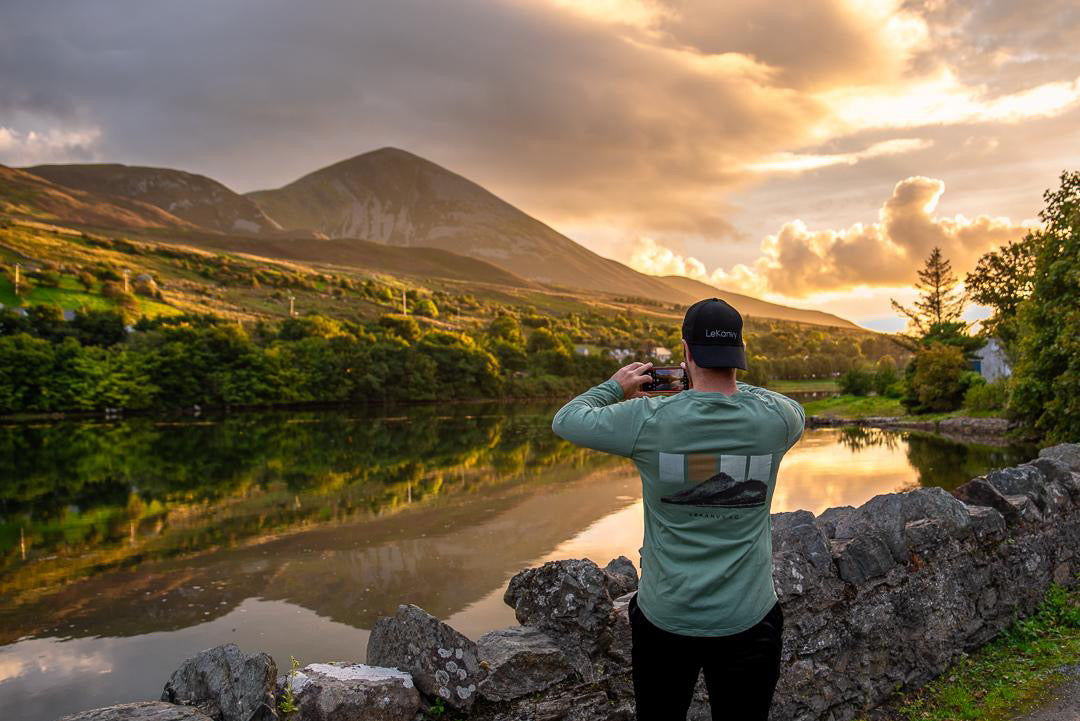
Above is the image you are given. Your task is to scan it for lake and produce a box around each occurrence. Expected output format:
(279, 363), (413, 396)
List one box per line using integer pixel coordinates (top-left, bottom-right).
(0, 404), (1036, 721)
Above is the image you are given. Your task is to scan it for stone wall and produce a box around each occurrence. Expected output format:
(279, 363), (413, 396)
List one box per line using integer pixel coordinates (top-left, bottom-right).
(66, 444), (1080, 721)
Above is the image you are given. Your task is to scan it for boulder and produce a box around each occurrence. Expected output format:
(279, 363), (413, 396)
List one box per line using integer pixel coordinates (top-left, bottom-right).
(603, 556), (639, 599)
(953, 478), (1022, 525)
(831, 533), (895, 584)
(284, 663), (420, 721)
(833, 488), (971, 563)
(965, 505), (1007, 541)
(982, 466), (1049, 512)
(772, 511), (833, 572)
(1003, 494), (1043, 523)
(815, 506), (855, 539)
(1038, 443), (1080, 472)
(161, 644), (276, 721)
(61, 702), (213, 721)
(607, 593), (634, 668)
(503, 558), (615, 678)
(476, 626), (574, 702)
(903, 517), (951, 553)
(367, 604), (483, 711)
(1028, 457), (1080, 501)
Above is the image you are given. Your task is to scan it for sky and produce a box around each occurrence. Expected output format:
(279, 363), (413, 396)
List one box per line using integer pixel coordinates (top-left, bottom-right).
(3, 0), (1080, 329)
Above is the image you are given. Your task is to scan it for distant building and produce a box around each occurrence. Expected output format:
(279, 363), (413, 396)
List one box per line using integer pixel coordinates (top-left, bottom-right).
(651, 346), (673, 363)
(610, 348), (634, 362)
(973, 338), (1012, 382)
(573, 344), (590, 356)
(62, 309), (76, 322)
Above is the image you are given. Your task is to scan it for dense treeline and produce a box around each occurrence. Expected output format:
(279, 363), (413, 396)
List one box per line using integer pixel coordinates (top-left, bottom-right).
(0, 299), (907, 414)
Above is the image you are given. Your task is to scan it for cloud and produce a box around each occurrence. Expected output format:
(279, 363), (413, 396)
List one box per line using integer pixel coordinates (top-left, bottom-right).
(747, 138), (933, 174)
(629, 176), (1032, 298)
(0, 125), (101, 166)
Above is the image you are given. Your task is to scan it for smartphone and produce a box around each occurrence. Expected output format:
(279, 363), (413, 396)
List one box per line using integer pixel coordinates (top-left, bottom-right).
(642, 366), (689, 394)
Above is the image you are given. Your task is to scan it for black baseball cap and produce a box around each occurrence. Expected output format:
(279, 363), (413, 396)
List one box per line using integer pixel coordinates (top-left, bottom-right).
(681, 298), (747, 370)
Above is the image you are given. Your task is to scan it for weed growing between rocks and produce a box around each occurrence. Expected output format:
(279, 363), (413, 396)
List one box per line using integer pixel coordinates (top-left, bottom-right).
(278, 656), (300, 718)
(863, 574), (1080, 721)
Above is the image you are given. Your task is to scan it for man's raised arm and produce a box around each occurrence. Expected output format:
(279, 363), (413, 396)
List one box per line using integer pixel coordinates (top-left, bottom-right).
(551, 362), (655, 458)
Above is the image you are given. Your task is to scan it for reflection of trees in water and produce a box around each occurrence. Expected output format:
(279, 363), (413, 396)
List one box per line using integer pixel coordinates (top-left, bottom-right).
(904, 432), (1036, 491)
(0, 404), (613, 590)
(837, 427), (901, 453)
(835, 426), (1036, 492)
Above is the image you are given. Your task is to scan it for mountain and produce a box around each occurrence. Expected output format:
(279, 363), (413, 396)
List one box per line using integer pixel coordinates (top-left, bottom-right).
(245, 147), (692, 300)
(172, 233), (535, 288)
(656, 275), (857, 328)
(25, 163), (282, 235)
(0, 164), (195, 230)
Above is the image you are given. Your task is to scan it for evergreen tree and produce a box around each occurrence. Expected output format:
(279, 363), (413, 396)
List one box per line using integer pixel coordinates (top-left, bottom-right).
(891, 246), (967, 339)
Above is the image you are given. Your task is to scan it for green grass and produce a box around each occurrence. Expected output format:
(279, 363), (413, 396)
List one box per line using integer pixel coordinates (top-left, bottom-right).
(801, 394), (1008, 421)
(802, 394), (906, 418)
(768, 379), (840, 393)
(861, 578), (1080, 721)
(0, 275), (178, 318)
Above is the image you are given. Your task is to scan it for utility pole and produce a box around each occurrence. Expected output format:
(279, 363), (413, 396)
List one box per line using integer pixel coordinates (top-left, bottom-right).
(122, 268), (131, 294)
(288, 294), (296, 317)
(13, 262), (20, 296)
(401, 289), (407, 315)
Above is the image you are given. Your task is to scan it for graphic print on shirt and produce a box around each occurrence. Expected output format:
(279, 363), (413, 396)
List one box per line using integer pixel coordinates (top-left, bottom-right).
(657, 452), (772, 508)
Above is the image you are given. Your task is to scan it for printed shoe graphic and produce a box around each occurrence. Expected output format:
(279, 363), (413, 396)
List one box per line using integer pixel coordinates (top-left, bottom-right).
(661, 472), (767, 508)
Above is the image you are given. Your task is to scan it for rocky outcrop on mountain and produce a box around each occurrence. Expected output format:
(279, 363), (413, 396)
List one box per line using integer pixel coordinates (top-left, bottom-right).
(72, 444), (1080, 721)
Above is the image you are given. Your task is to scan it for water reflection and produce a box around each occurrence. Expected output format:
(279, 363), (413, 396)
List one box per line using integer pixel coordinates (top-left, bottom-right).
(0, 408), (1036, 721)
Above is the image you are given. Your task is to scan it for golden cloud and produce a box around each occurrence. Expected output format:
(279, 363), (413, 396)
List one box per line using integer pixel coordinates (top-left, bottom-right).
(629, 176), (1033, 297)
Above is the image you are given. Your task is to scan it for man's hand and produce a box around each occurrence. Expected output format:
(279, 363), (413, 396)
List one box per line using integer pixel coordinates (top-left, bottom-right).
(611, 361), (653, 399)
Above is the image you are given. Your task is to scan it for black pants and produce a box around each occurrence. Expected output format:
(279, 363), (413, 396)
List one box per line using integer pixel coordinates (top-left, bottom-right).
(629, 593), (783, 721)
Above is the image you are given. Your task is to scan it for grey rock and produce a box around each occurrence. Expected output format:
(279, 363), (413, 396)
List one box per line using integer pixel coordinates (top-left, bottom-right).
(284, 662), (420, 721)
(831, 533), (895, 583)
(161, 644), (276, 721)
(903, 517), (951, 553)
(367, 604), (483, 712)
(602, 556), (639, 599)
(983, 466), (1049, 512)
(1028, 457), (1080, 501)
(61, 702), (213, 721)
(772, 510), (834, 572)
(815, 505), (855, 539)
(476, 626), (573, 702)
(1038, 443), (1080, 472)
(965, 504), (1007, 541)
(503, 558), (614, 678)
(607, 594), (634, 668)
(833, 488), (971, 563)
(1004, 494), (1044, 523)
(954, 477), (1022, 525)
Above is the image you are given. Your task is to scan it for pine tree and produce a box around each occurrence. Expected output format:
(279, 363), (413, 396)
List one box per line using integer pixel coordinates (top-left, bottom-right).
(891, 246), (967, 340)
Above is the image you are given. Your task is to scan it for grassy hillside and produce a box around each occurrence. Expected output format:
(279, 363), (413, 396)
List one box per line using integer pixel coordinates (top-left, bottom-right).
(26, 163), (282, 235)
(658, 274), (858, 329)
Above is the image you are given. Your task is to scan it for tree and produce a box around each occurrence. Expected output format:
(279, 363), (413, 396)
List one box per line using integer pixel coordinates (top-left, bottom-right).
(1011, 170), (1080, 442)
(891, 247), (967, 342)
(903, 344), (971, 413)
(965, 234), (1038, 352)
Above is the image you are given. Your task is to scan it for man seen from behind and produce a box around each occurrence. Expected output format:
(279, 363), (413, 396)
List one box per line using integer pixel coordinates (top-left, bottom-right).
(551, 298), (805, 721)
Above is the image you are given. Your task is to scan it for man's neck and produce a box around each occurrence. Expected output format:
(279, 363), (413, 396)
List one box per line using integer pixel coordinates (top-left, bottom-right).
(690, 368), (738, 395)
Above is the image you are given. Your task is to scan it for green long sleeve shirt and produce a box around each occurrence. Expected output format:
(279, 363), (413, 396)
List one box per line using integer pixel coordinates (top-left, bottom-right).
(552, 379), (805, 636)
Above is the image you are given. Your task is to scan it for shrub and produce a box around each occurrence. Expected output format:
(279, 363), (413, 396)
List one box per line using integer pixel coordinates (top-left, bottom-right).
(839, 366), (874, 396)
(965, 378), (1010, 412)
(413, 299), (439, 318)
(904, 344), (970, 413)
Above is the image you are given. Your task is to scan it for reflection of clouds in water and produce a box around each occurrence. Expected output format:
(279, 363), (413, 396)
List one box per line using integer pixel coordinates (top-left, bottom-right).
(0, 639), (113, 682)
(772, 429), (915, 515)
